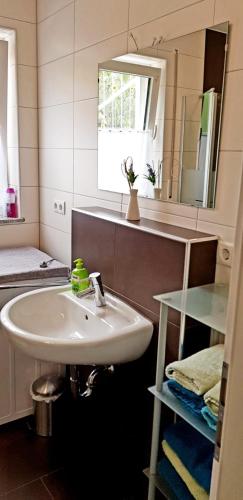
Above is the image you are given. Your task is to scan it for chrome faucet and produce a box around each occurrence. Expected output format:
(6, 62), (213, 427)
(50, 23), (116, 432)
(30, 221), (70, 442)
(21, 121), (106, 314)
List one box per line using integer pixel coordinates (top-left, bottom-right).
(89, 272), (106, 307)
(76, 272), (106, 307)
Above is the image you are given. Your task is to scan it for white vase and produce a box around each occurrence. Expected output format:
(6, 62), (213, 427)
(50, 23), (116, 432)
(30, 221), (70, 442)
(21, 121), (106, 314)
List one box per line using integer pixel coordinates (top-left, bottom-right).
(126, 188), (140, 221)
(153, 187), (162, 200)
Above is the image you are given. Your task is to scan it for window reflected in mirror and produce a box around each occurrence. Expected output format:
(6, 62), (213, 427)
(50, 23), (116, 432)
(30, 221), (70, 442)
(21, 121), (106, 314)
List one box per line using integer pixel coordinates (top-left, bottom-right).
(98, 54), (166, 199)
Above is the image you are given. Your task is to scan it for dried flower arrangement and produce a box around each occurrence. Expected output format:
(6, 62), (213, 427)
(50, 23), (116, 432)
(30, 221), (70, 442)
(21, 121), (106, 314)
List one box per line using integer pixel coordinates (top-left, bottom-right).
(121, 156), (139, 190)
(144, 160), (162, 188)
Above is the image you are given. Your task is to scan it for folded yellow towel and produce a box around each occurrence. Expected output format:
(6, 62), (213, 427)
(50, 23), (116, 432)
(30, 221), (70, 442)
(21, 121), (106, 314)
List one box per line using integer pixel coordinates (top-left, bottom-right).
(165, 344), (224, 395)
(204, 381), (221, 416)
(162, 440), (209, 500)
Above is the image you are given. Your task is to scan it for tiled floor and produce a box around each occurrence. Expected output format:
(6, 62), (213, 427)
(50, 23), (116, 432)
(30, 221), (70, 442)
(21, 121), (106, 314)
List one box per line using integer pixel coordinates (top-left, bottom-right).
(0, 418), (62, 499)
(0, 416), (153, 499)
(0, 370), (154, 500)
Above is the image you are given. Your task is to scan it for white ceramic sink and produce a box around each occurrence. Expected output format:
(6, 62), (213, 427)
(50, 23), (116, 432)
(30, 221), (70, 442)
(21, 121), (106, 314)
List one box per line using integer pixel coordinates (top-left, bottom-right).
(0, 285), (153, 365)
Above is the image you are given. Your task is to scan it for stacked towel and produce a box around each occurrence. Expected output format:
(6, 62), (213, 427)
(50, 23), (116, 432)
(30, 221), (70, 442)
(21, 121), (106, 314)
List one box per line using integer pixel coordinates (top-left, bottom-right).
(167, 380), (205, 416)
(162, 440), (209, 499)
(200, 381), (221, 430)
(164, 421), (214, 493)
(201, 406), (217, 431)
(165, 344), (224, 395)
(158, 456), (194, 500)
(204, 381), (221, 416)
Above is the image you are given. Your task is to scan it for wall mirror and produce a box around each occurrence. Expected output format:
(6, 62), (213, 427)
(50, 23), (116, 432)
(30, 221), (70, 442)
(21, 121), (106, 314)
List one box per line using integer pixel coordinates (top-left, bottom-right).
(98, 22), (228, 208)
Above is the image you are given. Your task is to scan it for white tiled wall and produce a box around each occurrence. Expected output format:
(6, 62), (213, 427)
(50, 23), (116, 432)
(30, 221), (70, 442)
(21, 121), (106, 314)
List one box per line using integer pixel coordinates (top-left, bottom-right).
(0, 0), (39, 249)
(37, 0), (243, 281)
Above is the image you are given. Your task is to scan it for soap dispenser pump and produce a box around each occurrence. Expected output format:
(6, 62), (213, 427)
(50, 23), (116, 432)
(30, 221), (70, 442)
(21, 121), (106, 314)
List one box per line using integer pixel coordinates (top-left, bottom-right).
(71, 258), (89, 295)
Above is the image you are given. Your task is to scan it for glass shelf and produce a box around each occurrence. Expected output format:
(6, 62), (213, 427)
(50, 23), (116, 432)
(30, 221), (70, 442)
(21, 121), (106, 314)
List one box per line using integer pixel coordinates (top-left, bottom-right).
(154, 283), (228, 334)
(144, 468), (178, 500)
(149, 382), (216, 443)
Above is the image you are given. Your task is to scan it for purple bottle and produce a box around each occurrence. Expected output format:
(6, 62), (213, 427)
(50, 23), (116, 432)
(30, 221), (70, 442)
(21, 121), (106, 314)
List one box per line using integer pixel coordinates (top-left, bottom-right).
(5, 187), (17, 218)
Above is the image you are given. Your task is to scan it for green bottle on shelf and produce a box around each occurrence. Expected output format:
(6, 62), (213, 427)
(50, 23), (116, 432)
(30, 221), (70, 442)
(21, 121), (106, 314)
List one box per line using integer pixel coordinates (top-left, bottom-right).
(71, 258), (89, 295)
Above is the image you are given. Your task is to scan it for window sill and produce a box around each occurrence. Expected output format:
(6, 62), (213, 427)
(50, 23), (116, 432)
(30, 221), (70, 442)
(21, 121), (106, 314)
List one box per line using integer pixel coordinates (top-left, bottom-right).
(0, 217), (25, 225)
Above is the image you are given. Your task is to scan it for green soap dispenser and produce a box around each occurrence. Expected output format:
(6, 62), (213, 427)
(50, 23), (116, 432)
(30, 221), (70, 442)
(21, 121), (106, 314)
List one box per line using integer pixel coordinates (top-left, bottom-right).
(71, 258), (89, 295)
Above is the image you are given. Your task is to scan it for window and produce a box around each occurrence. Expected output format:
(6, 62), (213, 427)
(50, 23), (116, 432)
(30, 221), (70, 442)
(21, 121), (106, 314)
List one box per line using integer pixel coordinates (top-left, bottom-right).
(0, 28), (20, 219)
(0, 40), (8, 193)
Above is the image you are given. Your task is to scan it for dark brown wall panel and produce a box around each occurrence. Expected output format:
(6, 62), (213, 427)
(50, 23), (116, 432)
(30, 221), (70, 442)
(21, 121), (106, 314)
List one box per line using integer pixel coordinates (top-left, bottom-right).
(203, 29), (227, 94)
(114, 225), (185, 318)
(72, 211), (116, 289)
(189, 240), (217, 287)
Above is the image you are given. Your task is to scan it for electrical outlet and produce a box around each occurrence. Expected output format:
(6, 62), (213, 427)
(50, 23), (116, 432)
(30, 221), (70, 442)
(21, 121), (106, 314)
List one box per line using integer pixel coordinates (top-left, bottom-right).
(218, 241), (234, 267)
(53, 199), (66, 215)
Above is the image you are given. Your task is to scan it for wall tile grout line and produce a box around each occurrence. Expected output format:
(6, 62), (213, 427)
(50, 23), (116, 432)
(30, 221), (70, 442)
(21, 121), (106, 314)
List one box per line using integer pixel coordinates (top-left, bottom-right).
(40, 478), (55, 500)
(38, 147), (75, 151)
(0, 15), (36, 25)
(226, 68), (243, 74)
(17, 63), (38, 69)
(37, 0), (74, 25)
(19, 105), (38, 110)
(40, 222), (70, 235)
(37, 30), (130, 68)
(3, 477), (52, 497)
(39, 97), (97, 111)
(128, 0), (210, 30)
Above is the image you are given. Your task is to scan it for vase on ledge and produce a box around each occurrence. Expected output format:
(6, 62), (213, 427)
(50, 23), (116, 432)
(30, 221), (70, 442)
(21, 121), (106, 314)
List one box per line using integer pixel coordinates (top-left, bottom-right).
(126, 188), (140, 221)
(153, 187), (162, 200)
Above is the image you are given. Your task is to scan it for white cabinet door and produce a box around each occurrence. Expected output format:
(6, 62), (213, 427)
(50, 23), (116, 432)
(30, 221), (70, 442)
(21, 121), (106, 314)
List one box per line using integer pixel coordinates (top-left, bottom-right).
(0, 325), (11, 420)
(14, 348), (37, 416)
(0, 327), (38, 425)
(0, 289), (63, 425)
(0, 331), (63, 425)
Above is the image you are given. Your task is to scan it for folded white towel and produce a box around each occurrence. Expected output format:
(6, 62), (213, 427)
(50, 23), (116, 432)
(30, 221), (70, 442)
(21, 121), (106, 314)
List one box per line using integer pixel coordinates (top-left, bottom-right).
(204, 381), (221, 416)
(165, 344), (224, 395)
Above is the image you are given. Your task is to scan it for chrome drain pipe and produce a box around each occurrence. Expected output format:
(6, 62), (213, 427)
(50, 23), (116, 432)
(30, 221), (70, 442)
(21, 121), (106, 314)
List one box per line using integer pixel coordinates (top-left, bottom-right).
(80, 365), (115, 398)
(69, 365), (80, 400)
(69, 365), (115, 400)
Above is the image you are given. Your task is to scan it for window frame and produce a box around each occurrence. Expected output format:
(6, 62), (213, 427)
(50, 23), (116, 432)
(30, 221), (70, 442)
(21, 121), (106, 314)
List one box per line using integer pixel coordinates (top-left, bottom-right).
(0, 26), (21, 222)
(0, 39), (8, 192)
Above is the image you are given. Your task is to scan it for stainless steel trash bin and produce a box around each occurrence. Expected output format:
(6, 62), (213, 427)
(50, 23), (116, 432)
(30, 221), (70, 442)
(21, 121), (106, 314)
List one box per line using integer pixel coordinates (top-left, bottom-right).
(30, 374), (65, 437)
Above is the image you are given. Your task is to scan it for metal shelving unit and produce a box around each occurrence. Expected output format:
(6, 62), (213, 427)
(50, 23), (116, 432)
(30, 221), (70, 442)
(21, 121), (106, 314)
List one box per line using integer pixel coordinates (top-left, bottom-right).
(149, 382), (216, 443)
(146, 283), (228, 500)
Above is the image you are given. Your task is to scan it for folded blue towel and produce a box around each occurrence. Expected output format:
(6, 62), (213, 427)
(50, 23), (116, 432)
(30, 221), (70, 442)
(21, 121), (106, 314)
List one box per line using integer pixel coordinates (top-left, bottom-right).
(157, 456), (194, 500)
(167, 380), (205, 416)
(164, 421), (214, 493)
(201, 406), (217, 431)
